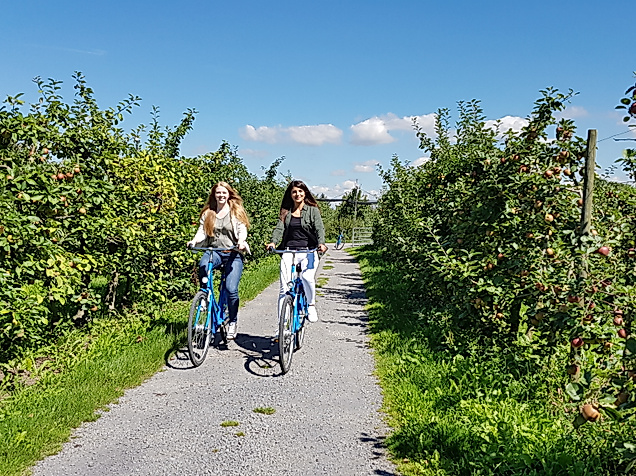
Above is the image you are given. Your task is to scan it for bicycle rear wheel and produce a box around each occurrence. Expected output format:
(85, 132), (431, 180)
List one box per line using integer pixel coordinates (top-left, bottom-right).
(334, 237), (344, 250)
(188, 291), (211, 366)
(278, 295), (295, 374)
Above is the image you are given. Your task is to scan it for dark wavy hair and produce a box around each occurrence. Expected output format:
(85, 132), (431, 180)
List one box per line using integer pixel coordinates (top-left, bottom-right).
(279, 180), (318, 221)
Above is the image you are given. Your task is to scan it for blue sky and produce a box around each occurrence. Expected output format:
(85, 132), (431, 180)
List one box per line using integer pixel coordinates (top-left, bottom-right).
(2, 0), (634, 198)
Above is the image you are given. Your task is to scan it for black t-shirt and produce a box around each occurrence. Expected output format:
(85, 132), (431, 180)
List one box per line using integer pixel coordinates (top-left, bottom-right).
(284, 216), (311, 249)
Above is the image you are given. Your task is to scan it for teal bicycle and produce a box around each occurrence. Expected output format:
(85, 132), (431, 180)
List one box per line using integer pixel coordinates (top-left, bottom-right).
(187, 246), (234, 366)
(334, 229), (345, 250)
(269, 248), (316, 374)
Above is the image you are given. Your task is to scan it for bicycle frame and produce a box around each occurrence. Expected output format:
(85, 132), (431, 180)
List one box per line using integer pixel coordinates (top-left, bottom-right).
(271, 248), (315, 320)
(191, 247), (234, 336)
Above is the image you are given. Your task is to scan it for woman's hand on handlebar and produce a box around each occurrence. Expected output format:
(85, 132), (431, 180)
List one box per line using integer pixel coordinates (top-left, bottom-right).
(265, 242), (276, 252)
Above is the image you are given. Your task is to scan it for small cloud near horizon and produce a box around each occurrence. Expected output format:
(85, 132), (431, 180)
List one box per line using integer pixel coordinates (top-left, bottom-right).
(310, 180), (381, 199)
(353, 159), (381, 173)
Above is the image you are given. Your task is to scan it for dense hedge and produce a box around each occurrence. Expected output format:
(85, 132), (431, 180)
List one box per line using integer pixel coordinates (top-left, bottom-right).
(373, 90), (636, 465)
(0, 74), (285, 363)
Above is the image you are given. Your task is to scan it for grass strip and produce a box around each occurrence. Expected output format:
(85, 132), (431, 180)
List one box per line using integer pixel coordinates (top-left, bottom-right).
(0, 255), (279, 476)
(352, 247), (620, 476)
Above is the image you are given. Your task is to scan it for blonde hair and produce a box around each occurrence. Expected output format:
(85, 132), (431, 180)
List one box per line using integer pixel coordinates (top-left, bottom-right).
(200, 181), (250, 236)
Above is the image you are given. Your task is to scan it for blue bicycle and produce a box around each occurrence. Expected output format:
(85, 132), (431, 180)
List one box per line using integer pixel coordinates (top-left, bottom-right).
(269, 248), (316, 374)
(187, 247), (234, 366)
(334, 229), (345, 250)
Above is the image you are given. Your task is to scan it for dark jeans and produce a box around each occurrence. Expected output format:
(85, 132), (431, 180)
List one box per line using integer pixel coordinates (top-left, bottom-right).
(198, 251), (244, 323)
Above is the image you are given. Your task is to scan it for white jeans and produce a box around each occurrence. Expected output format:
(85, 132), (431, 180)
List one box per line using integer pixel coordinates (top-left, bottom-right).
(278, 251), (318, 316)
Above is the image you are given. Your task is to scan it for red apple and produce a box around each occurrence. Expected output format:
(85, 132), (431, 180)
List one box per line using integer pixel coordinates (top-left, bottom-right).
(571, 337), (584, 348)
(614, 316), (624, 326)
(597, 246), (610, 256)
(581, 404), (599, 422)
(618, 329), (628, 339)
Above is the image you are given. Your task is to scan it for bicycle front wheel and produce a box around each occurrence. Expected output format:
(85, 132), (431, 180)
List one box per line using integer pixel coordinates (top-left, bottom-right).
(334, 238), (345, 250)
(188, 291), (211, 366)
(278, 294), (295, 374)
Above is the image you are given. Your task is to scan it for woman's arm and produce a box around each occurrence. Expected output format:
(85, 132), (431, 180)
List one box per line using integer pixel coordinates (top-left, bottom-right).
(270, 217), (286, 245)
(313, 207), (326, 246)
(187, 213), (207, 247)
(234, 219), (251, 253)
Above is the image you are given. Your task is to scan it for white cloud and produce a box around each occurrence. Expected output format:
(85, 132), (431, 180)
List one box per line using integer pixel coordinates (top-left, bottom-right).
(240, 124), (342, 146)
(311, 182), (382, 200)
(350, 113), (437, 146)
(556, 106), (589, 119)
(241, 125), (280, 144)
(350, 117), (395, 145)
(485, 116), (529, 136)
(410, 156), (430, 167)
(353, 160), (380, 173)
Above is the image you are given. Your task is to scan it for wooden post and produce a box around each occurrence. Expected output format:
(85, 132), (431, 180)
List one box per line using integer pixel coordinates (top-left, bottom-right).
(578, 129), (597, 279)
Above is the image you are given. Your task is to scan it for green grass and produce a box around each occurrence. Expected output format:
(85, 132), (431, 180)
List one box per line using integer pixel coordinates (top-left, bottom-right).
(0, 256), (280, 476)
(253, 406), (276, 415)
(321, 264), (334, 270)
(351, 247), (623, 476)
(316, 277), (329, 288)
(220, 420), (239, 427)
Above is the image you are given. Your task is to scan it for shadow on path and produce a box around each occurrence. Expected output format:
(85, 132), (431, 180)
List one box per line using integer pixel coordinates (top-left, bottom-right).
(233, 333), (281, 377)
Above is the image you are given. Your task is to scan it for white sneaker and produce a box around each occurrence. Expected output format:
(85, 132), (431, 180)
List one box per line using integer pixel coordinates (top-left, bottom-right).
(227, 322), (237, 340)
(307, 305), (318, 323)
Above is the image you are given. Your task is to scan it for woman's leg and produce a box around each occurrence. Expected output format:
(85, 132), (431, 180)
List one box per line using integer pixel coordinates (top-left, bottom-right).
(299, 251), (317, 305)
(222, 252), (244, 324)
(198, 250), (212, 283)
(278, 253), (294, 317)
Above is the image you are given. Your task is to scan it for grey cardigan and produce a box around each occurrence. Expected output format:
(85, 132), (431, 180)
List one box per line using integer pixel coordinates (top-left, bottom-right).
(271, 205), (326, 249)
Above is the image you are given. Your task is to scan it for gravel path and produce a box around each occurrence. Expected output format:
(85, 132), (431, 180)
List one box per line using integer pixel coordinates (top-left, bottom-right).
(32, 247), (396, 476)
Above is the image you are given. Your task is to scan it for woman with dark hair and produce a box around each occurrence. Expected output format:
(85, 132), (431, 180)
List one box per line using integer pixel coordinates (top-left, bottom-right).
(266, 180), (327, 323)
(187, 181), (251, 339)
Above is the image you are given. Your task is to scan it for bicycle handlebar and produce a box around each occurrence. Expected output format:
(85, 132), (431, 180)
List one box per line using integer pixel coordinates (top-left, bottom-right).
(267, 248), (317, 254)
(189, 246), (239, 253)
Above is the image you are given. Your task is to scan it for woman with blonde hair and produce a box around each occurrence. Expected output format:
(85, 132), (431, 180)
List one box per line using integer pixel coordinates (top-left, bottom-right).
(187, 181), (250, 339)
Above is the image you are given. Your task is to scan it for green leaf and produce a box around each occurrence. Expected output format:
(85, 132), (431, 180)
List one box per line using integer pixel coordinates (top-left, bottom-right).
(565, 383), (581, 401)
(625, 338), (636, 356)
